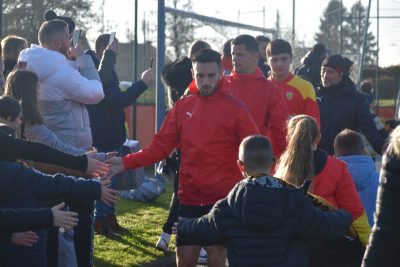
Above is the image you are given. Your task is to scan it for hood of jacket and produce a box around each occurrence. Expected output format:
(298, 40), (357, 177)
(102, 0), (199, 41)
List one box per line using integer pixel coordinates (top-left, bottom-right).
(301, 51), (322, 65)
(338, 155), (378, 190)
(18, 44), (68, 81)
(226, 177), (307, 230)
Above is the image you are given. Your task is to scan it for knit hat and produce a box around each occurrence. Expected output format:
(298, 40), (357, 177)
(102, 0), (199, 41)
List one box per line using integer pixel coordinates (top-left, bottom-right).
(322, 54), (345, 76)
(161, 57), (192, 93)
(44, 10), (75, 34)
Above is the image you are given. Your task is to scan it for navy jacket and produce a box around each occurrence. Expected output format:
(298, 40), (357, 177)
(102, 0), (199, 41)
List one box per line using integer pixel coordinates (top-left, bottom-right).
(86, 50), (147, 152)
(178, 176), (352, 267)
(317, 78), (385, 155)
(362, 144), (400, 267)
(0, 161), (102, 267)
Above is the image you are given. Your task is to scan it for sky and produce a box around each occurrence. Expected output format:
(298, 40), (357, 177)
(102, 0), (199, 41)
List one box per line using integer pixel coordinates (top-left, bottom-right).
(90, 0), (400, 67)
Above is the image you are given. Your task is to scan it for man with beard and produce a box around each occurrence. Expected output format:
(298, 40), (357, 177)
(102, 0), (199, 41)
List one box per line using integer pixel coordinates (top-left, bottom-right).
(19, 19), (104, 267)
(317, 54), (385, 155)
(108, 49), (260, 267)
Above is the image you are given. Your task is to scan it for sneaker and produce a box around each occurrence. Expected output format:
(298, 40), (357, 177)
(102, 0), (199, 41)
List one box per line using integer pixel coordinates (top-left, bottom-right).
(197, 247), (208, 265)
(94, 218), (121, 239)
(107, 214), (129, 234)
(155, 232), (171, 253)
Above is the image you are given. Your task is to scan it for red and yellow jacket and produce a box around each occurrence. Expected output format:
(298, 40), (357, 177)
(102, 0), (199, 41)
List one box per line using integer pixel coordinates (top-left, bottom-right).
(225, 68), (289, 157)
(123, 79), (260, 206)
(268, 73), (320, 125)
(312, 155), (371, 245)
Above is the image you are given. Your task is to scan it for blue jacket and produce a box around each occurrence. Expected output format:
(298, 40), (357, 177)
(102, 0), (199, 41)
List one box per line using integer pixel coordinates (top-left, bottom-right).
(317, 78), (385, 155)
(178, 176), (352, 267)
(339, 155), (379, 226)
(85, 50), (148, 152)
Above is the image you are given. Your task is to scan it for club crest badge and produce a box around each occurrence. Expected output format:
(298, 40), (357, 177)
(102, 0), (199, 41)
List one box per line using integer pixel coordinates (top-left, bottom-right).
(286, 92), (293, 100)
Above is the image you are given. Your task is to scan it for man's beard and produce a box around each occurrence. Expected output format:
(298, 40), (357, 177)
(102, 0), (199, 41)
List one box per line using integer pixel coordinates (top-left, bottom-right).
(59, 44), (69, 57)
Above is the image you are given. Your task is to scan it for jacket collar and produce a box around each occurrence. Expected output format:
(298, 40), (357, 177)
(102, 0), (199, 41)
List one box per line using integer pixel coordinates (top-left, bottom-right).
(269, 72), (293, 84)
(188, 77), (226, 96)
(230, 67), (265, 82)
(318, 77), (355, 97)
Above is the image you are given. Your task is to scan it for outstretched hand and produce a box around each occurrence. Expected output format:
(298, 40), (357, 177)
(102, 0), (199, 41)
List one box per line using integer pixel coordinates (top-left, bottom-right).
(106, 156), (125, 177)
(85, 151), (110, 177)
(51, 202), (79, 229)
(100, 177), (119, 206)
(141, 67), (155, 86)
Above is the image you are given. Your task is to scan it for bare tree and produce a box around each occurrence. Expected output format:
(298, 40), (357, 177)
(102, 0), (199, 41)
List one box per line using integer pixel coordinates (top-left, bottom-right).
(2, 0), (97, 45)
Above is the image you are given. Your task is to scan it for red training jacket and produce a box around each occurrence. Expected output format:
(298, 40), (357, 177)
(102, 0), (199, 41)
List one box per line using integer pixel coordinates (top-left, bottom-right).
(123, 78), (260, 206)
(312, 156), (364, 220)
(268, 73), (320, 125)
(225, 68), (289, 157)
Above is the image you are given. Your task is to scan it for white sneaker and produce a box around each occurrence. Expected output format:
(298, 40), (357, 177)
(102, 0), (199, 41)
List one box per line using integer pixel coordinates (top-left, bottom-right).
(197, 247), (208, 265)
(156, 232), (171, 253)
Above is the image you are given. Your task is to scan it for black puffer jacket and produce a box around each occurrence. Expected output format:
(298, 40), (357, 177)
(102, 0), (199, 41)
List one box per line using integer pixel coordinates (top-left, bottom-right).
(317, 78), (385, 155)
(362, 143), (400, 267)
(178, 177), (352, 267)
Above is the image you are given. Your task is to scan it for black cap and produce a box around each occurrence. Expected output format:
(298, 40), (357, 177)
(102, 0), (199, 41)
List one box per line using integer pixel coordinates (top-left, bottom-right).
(322, 54), (345, 76)
(44, 10), (75, 34)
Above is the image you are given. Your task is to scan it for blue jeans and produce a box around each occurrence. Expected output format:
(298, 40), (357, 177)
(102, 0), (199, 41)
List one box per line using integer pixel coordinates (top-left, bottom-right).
(95, 146), (123, 220)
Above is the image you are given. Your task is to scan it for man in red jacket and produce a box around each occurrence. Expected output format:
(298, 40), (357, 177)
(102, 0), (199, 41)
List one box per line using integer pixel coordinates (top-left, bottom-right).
(108, 49), (260, 267)
(226, 35), (289, 157)
(267, 39), (320, 125)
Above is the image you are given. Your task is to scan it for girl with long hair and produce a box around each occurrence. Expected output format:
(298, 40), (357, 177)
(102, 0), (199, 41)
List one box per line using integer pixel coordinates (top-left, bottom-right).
(275, 115), (370, 245)
(4, 69), (86, 155)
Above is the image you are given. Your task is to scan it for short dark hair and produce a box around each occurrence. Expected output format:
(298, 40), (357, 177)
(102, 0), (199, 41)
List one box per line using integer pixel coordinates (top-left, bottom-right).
(266, 39), (292, 57)
(334, 129), (365, 156)
(231, 35), (259, 53)
(38, 20), (68, 45)
(4, 70), (43, 125)
(255, 35), (271, 43)
(222, 39), (233, 58)
(161, 56), (192, 108)
(95, 33), (118, 54)
(188, 40), (211, 58)
(360, 81), (373, 95)
(311, 43), (326, 56)
(191, 49), (221, 67)
(0, 95), (21, 121)
(239, 135), (274, 173)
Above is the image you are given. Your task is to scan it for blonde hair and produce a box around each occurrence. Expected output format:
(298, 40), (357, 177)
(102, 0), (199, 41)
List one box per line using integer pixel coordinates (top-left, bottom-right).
(391, 125), (400, 158)
(275, 115), (319, 186)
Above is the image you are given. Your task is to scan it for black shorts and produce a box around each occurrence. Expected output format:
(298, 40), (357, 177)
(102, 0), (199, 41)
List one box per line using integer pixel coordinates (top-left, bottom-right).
(176, 204), (213, 247)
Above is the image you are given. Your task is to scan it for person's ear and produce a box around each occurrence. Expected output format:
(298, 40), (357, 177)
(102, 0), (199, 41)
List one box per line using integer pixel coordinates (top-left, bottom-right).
(237, 160), (245, 172)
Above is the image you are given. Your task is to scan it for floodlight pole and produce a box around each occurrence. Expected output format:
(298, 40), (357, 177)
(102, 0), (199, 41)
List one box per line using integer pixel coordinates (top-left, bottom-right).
(357, 0), (372, 89)
(156, 0), (166, 132)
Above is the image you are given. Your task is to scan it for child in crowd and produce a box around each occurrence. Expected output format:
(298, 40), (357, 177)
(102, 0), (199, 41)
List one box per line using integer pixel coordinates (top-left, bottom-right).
(334, 129), (379, 226)
(275, 115), (370, 267)
(0, 95), (118, 267)
(175, 135), (352, 267)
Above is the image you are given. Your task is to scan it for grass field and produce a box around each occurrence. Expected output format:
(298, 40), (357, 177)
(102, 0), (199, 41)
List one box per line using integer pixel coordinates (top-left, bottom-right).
(93, 182), (175, 267)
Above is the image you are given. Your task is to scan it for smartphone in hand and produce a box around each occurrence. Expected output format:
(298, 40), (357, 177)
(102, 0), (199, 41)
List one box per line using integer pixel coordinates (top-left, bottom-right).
(109, 32), (116, 45)
(72, 29), (81, 47)
(150, 57), (154, 68)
